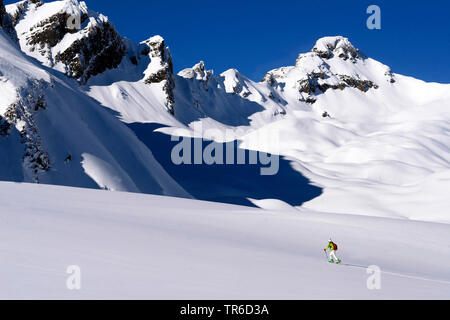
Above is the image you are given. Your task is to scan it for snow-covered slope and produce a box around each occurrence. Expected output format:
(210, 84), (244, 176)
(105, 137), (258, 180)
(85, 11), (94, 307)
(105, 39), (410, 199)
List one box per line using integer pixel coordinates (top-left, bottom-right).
(2, 0), (449, 222)
(0, 25), (188, 196)
(1, 182), (449, 299)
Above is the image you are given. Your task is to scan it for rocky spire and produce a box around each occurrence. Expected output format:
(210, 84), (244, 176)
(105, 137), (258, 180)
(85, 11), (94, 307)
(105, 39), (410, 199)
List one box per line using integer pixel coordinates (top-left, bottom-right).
(141, 35), (175, 115)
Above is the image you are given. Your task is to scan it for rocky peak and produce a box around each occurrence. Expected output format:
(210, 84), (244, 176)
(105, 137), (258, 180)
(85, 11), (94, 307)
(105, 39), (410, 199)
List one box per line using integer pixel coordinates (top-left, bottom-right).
(178, 61), (213, 82)
(55, 13), (126, 84)
(311, 36), (363, 62)
(141, 35), (175, 115)
(263, 36), (383, 104)
(9, 0), (126, 84)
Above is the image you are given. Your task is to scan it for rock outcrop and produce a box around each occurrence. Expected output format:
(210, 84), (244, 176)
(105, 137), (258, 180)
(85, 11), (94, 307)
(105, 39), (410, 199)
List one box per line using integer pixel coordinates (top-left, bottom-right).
(178, 61), (213, 83)
(11, 0), (126, 84)
(384, 68), (396, 83)
(142, 35), (175, 115)
(2, 80), (50, 182)
(54, 16), (126, 83)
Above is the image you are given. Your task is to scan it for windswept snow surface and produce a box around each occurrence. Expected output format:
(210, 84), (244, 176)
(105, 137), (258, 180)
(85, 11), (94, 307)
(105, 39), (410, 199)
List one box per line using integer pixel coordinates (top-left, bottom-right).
(1, 182), (449, 300)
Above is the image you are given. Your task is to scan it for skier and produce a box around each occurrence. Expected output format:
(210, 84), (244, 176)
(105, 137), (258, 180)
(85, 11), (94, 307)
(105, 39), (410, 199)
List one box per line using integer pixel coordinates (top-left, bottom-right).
(324, 238), (341, 264)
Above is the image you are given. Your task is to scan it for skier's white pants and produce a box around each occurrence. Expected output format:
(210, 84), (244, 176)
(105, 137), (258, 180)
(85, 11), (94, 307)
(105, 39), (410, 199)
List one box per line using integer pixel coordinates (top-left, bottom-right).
(329, 251), (339, 261)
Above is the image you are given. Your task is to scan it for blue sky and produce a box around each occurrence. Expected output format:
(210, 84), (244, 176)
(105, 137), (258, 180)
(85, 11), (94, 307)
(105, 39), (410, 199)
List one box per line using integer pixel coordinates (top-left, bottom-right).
(8, 0), (450, 83)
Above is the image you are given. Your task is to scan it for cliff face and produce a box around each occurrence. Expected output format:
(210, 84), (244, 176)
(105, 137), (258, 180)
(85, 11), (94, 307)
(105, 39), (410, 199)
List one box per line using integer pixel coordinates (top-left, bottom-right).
(53, 17), (126, 83)
(0, 0), (17, 39)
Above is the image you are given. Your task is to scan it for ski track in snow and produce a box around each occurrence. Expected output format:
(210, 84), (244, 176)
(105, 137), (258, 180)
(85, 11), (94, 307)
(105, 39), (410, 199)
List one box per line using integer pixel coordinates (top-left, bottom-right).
(339, 263), (450, 285)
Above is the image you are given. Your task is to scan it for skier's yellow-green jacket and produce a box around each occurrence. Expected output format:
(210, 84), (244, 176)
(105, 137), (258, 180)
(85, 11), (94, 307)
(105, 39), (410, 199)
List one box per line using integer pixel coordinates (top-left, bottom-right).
(324, 242), (335, 251)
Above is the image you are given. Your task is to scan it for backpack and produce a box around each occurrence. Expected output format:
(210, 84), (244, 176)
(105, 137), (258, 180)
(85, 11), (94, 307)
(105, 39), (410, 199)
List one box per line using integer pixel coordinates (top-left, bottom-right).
(332, 242), (338, 251)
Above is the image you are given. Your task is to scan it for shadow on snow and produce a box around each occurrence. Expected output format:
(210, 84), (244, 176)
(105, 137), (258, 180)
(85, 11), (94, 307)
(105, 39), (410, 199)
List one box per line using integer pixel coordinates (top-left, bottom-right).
(128, 123), (323, 207)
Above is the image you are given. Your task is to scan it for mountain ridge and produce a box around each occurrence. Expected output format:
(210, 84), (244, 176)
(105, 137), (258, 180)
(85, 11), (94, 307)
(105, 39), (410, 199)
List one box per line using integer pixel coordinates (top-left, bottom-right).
(1, 0), (449, 220)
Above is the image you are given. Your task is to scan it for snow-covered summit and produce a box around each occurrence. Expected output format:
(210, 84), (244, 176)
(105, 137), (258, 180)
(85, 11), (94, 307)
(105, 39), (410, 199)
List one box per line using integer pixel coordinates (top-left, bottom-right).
(178, 61), (212, 82)
(311, 36), (363, 61)
(220, 68), (254, 97)
(262, 35), (396, 105)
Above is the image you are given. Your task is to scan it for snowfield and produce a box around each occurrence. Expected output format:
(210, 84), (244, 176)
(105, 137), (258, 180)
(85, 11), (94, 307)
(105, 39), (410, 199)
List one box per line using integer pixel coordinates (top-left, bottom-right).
(1, 182), (449, 299)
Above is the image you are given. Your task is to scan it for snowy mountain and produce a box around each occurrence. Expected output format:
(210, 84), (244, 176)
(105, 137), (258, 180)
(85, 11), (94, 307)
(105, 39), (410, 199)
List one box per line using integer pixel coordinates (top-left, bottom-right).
(0, 1), (187, 197)
(84, 32), (450, 220)
(1, 0), (450, 222)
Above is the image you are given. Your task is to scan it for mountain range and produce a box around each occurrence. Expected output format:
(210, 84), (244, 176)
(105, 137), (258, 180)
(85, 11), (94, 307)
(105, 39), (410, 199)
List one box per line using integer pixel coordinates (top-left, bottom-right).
(1, 0), (449, 222)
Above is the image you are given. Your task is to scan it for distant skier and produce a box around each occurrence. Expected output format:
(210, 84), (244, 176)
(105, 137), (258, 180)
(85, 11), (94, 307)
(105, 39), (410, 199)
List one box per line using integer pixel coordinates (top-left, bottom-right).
(324, 238), (341, 264)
